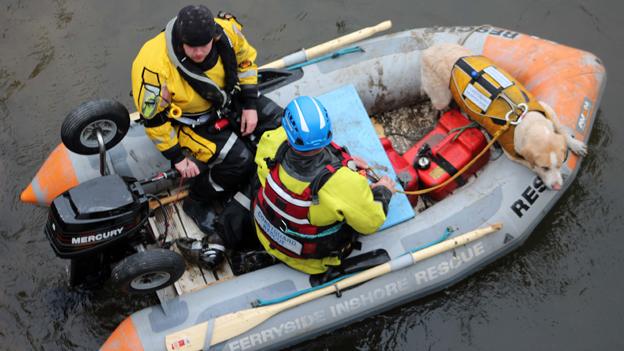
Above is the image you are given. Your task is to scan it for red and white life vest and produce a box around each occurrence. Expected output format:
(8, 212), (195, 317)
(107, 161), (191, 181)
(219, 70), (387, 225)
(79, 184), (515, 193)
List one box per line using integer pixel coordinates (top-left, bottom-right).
(254, 141), (358, 259)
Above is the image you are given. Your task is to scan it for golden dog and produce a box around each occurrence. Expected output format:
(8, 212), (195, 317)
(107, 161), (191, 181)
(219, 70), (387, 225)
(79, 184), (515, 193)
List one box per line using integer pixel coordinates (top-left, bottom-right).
(420, 43), (587, 190)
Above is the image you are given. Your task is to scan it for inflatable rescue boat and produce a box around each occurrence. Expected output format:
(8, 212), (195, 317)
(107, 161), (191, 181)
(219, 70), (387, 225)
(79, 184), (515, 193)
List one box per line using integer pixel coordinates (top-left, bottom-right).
(21, 25), (605, 351)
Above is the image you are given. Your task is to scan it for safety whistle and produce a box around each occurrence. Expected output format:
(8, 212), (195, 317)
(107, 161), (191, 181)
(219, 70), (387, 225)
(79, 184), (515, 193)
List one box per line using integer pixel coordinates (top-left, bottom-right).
(168, 103), (182, 118)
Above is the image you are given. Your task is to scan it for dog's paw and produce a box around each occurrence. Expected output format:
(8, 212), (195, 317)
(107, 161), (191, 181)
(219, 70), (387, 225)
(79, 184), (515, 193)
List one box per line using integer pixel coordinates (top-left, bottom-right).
(430, 96), (452, 111)
(567, 137), (588, 156)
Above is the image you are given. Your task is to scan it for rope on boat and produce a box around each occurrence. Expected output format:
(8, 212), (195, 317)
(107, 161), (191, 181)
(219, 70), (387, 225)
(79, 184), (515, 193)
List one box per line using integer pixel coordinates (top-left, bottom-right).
(252, 227), (455, 307)
(252, 274), (355, 307)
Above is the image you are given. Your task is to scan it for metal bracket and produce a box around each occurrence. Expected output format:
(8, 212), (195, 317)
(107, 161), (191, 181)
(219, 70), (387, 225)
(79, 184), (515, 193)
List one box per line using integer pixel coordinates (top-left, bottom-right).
(334, 284), (342, 298)
(96, 130), (109, 176)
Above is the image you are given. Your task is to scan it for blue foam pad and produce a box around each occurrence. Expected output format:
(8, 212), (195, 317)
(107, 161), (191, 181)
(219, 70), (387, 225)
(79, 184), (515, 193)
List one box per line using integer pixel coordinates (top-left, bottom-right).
(317, 85), (415, 230)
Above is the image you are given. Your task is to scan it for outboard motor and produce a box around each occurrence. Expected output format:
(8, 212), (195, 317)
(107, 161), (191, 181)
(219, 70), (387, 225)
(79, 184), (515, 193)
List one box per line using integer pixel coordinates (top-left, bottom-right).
(45, 175), (149, 258)
(42, 99), (185, 293)
(42, 170), (185, 293)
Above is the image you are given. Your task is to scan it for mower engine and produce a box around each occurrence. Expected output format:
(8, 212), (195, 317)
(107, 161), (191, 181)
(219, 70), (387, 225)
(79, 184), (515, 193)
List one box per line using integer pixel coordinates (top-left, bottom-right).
(45, 174), (149, 259)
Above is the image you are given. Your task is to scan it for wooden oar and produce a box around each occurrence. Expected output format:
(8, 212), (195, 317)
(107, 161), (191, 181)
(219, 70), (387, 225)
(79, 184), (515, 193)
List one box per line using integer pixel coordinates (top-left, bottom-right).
(260, 20), (392, 70)
(149, 189), (189, 210)
(164, 223), (502, 350)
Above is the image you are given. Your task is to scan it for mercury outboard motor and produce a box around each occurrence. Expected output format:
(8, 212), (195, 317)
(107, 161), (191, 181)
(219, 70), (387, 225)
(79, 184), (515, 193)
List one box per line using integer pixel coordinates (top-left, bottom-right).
(43, 99), (185, 292)
(43, 169), (185, 292)
(45, 174), (149, 258)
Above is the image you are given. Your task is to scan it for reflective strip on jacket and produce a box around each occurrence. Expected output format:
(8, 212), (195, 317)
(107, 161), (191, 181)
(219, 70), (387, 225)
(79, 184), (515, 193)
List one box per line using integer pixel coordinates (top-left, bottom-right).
(130, 17), (258, 162)
(254, 127), (387, 274)
(449, 55), (546, 157)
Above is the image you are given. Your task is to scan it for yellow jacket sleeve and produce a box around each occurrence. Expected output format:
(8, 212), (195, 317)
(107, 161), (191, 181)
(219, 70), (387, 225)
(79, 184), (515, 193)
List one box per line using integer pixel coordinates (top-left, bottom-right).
(255, 127), (286, 184)
(131, 33), (171, 116)
(143, 120), (182, 160)
(217, 18), (258, 85)
(217, 17), (258, 109)
(312, 168), (387, 234)
(131, 33), (183, 162)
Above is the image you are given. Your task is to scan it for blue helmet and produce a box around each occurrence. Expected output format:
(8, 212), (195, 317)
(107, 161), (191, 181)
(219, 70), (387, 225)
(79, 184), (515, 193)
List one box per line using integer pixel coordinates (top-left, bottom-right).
(282, 96), (333, 152)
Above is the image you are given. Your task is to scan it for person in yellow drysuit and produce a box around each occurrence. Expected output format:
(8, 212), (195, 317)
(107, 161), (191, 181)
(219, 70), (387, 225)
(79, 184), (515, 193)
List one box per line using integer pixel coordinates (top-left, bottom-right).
(131, 5), (281, 269)
(252, 96), (396, 274)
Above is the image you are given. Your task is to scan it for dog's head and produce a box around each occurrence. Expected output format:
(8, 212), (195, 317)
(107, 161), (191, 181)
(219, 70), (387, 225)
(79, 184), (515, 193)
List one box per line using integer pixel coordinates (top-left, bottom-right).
(517, 111), (567, 190)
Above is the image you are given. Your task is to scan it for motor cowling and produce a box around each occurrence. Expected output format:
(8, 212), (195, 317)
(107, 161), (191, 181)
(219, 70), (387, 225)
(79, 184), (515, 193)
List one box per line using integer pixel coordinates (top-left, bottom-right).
(45, 175), (149, 258)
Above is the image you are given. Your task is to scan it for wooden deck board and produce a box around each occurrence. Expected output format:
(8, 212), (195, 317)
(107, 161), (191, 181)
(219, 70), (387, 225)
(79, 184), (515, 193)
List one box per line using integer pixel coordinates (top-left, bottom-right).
(153, 190), (234, 303)
(214, 256), (234, 280)
(171, 201), (219, 292)
(172, 201), (209, 241)
(151, 200), (206, 296)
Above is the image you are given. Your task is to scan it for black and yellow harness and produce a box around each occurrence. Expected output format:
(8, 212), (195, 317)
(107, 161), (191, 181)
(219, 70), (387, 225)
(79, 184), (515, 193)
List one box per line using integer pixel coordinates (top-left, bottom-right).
(449, 55), (548, 157)
(163, 15), (239, 126)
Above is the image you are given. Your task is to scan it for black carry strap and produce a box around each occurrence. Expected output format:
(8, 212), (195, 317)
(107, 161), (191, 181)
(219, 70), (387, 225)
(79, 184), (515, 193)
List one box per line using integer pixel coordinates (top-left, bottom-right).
(456, 58), (503, 98)
(417, 143), (466, 187)
(263, 141), (290, 170)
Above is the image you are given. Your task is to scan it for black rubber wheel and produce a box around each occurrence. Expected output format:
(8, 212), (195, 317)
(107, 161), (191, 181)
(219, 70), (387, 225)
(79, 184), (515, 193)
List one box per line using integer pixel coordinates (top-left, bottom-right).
(110, 249), (186, 294)
(61, 99), (130, 155)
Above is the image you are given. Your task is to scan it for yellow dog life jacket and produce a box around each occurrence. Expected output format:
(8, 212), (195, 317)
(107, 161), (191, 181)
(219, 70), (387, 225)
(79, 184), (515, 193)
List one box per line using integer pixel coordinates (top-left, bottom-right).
(449, 55), (546, 157)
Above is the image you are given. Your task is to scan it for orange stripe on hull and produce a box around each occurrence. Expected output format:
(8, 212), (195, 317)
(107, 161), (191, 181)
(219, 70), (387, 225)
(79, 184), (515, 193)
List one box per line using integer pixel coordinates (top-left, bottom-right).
(20, 183), (38, 205)
(483, 33), (605, 170)
(20, 144), (79, 206)
(100, 317), (144, 351)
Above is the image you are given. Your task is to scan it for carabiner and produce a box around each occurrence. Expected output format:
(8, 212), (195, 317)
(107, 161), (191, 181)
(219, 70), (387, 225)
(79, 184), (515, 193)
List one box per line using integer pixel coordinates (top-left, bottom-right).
(279, 219), (289, 233)
(505, 103), (528, 125)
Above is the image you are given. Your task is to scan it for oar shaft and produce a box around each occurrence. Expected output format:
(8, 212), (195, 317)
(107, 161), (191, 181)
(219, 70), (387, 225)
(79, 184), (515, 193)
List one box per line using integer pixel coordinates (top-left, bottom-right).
(165, 223), (501, 350)
(260, 20), (392, 70)
(249, 224), (500, 313)
(334, 223), (502, 290)
(148, 189), (189, 209)
(305, 20), (391, 60)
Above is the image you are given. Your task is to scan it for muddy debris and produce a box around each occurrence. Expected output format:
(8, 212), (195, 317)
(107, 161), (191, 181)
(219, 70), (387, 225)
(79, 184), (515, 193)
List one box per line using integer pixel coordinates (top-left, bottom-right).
(372, 99), (439, 154)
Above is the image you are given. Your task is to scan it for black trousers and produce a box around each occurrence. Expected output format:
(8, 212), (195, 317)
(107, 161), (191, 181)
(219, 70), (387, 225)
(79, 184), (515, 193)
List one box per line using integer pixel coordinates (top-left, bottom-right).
(216, 177), (261, 250)
(189, 95), (283, 202)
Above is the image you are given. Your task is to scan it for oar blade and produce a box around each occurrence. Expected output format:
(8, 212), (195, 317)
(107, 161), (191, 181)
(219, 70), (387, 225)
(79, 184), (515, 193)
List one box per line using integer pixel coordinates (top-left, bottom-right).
(165, 322), (208, 351)
(210, 305), (282, 345)
(165, 305), (283, 351)
(164, 223), (502, 350)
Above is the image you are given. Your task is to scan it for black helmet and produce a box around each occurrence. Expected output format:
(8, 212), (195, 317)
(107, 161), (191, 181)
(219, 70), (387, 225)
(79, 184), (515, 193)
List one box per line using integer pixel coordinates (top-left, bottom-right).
(176, 5), (217, 46)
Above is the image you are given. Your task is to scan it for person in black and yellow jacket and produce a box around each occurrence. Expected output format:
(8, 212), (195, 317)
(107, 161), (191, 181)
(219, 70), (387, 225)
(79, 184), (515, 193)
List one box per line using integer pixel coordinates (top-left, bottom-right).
(252, 96), (396, 275)
(131, 5), (281, 269)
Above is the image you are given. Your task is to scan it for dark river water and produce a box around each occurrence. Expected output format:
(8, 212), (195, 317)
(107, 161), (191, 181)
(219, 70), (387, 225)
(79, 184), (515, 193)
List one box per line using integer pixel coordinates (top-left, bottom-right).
(1, 1), (623, 350)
